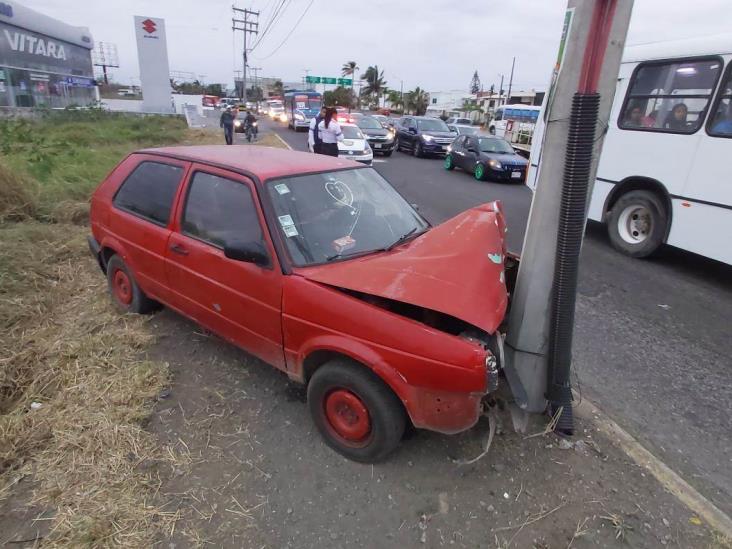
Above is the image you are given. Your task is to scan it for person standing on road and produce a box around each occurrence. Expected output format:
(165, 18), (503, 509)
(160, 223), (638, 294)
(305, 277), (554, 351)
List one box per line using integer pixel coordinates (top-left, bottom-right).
(308, 106), (327, 154)
(220, 107), (235, 145)
(316, 107), (343, 157)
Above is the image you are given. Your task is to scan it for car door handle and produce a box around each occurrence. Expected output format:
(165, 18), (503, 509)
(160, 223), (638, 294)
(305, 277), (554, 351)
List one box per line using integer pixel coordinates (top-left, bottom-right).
(169, 244), (189, 256)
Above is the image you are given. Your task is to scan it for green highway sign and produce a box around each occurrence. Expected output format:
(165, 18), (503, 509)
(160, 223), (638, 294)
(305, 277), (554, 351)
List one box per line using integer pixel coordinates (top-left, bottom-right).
(305, 75), (321, 84)
(323, 77), (337, 85)
(306, 76), (348, 86)
(337, 78), (353, 86)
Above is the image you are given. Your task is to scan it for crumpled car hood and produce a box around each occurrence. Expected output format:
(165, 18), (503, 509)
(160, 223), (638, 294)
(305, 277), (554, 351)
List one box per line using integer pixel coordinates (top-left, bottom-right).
(294, 202), (509, 334)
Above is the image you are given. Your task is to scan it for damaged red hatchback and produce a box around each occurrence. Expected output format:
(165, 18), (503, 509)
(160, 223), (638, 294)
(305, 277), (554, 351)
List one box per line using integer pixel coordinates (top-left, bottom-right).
(88, 146), (511, 462)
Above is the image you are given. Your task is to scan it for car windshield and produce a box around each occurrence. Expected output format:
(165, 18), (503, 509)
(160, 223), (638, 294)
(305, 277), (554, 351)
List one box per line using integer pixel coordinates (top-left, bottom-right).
(417, 118), (449, 131)
(478, 137), (515, 154)
(357, 117), (383, 129)
(341, 125), (363, 139)
(266, 168), (428, 266)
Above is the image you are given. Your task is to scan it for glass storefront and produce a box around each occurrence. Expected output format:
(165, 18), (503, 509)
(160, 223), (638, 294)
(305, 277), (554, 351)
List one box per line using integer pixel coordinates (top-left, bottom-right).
(1, 67), (96, 108)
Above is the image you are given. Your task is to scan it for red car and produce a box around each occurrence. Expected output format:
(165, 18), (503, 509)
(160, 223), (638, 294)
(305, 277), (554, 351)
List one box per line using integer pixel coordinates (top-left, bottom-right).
(88, 146), (510, 462)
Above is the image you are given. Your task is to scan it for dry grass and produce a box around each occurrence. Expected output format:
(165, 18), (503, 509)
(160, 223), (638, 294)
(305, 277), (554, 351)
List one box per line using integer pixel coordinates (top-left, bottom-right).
(0, 162), (39, 222)
(0, 222), (174, 546)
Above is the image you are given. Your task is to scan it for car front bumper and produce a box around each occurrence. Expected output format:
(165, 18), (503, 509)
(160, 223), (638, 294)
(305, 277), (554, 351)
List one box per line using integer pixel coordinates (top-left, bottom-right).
(421, 140), (452, 155)
(338, 151), (373, 165)
(489, 166), (527, 181)
(366, 138), (396, 153)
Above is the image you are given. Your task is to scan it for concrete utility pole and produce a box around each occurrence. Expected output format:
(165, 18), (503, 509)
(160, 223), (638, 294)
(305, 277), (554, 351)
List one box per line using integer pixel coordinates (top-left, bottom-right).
(503, 0), (634, 432)
(498, 74), (505, 107)
(250, 66), (261, 99)
(507, 57), (516, 103)
(232, 7), (259, 101)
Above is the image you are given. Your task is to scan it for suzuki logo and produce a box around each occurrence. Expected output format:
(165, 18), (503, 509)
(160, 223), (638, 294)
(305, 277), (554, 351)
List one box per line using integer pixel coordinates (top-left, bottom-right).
(141, 19), (156, 34)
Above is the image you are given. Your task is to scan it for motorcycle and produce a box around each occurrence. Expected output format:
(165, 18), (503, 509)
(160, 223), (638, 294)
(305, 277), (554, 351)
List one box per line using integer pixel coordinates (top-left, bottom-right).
(246, 121), (258, 143)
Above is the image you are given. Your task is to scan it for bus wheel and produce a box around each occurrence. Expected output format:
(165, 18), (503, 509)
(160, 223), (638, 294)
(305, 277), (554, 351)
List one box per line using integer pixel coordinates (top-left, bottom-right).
(607, 190), (667, 258)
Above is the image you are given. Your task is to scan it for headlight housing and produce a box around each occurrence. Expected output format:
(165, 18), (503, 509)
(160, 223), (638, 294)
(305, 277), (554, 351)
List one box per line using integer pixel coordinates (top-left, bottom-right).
(294, 113), (305, 121)
(363, 141), (371, 152)
(422, 134), (434, 142)
(234, 120), (241, 127)
(488, 159), (502, 170)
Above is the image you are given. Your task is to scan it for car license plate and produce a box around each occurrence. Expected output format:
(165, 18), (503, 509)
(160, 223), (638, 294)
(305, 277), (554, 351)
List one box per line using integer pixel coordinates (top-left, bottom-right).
(441, 145), (448, 151)
(374, 143), (382, 149)
(511, 171), (522, 179)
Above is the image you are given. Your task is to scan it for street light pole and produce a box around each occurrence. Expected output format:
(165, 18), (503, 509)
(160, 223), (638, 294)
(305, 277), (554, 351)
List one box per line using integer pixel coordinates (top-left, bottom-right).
(507, 56), (516, 104)
(232, 7), (259, 101)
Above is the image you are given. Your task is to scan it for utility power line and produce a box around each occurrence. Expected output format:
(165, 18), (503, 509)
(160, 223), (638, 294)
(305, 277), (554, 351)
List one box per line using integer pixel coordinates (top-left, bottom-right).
(256, 0), (315, 60)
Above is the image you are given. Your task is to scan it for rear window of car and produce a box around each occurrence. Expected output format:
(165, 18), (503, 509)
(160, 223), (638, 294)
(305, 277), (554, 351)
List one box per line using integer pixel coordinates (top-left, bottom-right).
(113, 161), (184, 226)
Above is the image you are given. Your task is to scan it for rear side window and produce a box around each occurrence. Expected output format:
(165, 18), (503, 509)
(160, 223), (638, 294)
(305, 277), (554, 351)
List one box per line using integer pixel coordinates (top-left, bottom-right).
(113, 161), (183, 226)
(707, 63), (732, 138)
(619, 57), (722, 134)
(182, 172), (262, 249)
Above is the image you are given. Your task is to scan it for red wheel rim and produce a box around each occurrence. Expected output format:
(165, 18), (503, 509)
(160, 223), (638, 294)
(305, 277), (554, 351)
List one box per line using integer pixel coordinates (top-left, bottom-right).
(112, 269), (133, 305)
(324, 389), (371, 445)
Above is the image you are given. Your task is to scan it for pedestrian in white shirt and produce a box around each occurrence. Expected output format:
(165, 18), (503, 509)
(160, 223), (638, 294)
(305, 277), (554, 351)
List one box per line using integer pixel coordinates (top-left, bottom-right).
(308, 106), (327, 154)
(316, 107), (343, 157)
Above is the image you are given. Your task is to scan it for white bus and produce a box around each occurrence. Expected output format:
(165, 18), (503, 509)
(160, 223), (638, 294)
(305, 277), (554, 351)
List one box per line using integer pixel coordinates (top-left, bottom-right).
(528, 34), (732, 265)
(489, 104), (541, 138)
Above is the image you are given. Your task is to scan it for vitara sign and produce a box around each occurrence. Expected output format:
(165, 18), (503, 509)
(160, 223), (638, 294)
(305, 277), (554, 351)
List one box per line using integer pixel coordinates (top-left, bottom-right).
(4, 29), (67, 59)
(0, 21), (93, 76)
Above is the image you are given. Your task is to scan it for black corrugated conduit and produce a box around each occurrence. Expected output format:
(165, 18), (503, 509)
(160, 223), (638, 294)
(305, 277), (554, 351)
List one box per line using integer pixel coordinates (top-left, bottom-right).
(547, 92), (601, 435)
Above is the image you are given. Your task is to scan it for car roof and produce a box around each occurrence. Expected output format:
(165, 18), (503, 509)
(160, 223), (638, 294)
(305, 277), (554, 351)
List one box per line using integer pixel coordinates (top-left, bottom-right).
(141, 145), (360, 181)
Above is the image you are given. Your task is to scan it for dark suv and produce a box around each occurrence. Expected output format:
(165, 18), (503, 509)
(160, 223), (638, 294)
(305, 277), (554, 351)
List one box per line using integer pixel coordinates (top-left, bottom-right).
(396, 116), (457, 158)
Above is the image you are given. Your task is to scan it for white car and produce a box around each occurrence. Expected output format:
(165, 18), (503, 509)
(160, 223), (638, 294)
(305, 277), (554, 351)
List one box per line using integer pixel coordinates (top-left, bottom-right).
(309, 122), (373, 165)
(446, 116), (472, 125)
(447, 124), (479, 136)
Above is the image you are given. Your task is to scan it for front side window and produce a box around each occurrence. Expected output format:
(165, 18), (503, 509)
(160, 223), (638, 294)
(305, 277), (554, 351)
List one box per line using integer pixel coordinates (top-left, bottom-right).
(182, 172), (262, 249)
(494, 109), (503, 121)
(113, 161), (184, 226)
(266, 168), (428, 266)
(707, 63), (732, 138)
(619, 57), (722, 134)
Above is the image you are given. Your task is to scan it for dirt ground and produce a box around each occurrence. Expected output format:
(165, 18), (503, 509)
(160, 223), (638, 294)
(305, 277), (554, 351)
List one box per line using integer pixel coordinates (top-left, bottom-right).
(145, 309), (718, 549)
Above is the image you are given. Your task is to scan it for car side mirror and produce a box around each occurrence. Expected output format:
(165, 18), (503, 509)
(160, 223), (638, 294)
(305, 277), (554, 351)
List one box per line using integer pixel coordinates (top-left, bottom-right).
(409, 127), (417, 134)
(467, 146), (477, 153)
(224, 240), (270, 267)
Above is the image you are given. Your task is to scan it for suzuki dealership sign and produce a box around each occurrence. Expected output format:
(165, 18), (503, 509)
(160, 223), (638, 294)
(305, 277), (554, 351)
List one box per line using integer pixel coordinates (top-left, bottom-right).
(134, 15), (171, 113)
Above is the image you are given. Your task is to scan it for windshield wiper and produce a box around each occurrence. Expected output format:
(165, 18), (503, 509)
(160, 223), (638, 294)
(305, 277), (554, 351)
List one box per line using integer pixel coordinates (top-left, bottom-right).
(386, 227), (421, 251)
(325, 249), (376, 262)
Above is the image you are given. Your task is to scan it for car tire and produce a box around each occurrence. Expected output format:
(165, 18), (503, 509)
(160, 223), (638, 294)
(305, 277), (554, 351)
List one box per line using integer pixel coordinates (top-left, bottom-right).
(444, 154), (455, 170)
(489, 126), (496, 135)
(607, 190), (667, 258)
(106, 255), (158, 314)
(308, 360), (406, 463)
(474, 163), (486, 181)
(413, 141), (423, 158)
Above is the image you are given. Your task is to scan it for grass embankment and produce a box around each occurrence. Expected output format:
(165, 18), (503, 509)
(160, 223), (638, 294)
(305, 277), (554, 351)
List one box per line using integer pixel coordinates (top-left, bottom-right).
(0, 109), (246, 545)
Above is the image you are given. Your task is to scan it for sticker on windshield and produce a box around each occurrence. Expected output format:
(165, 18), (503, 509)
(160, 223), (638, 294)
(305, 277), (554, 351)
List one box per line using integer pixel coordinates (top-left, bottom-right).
(274, 183), (290, 195)
(283, 225), (299, 237)
(488, 253), (502, 264)
(278, 214), (294, 227)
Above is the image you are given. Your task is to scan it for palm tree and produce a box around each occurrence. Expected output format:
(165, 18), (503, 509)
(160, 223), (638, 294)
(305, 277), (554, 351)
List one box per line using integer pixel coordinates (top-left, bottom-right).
(405, 87), (428, 115)
(360, 65), (387, 103)
(386, 89), (402, 110)
(341, 61), (358, 109)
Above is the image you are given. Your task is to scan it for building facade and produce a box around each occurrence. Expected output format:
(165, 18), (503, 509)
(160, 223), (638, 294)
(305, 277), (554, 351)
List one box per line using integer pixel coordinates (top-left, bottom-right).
(0, 1), (95, 108)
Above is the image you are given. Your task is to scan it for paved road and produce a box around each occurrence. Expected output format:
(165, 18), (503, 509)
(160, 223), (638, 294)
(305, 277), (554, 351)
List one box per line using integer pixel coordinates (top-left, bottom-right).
(265, 118), (732, 516)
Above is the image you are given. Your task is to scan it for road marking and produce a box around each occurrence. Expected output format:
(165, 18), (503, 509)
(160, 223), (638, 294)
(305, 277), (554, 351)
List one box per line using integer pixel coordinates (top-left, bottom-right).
(575, 395), (732, 537)
(373, 159), (387, 163)
(272, 133), (293, 150)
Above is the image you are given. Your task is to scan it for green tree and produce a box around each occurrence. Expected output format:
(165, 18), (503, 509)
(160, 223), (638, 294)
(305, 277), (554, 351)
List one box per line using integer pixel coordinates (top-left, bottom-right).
(272, 79), (284, 97)
(405, 87), (428, 115)
(324, 86), (354, 108)
(386, 89), (403, 110)
(360, 65), (387, 100)
(341, 61), (358, 94)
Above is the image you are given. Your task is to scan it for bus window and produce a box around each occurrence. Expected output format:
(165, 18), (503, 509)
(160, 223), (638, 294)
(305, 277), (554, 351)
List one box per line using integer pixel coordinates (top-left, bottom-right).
(619, 58), (722, 134)
(707, 64), (732, 137)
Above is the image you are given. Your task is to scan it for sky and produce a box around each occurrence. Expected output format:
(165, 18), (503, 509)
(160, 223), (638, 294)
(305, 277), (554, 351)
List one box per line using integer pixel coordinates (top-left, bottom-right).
(21, 0), (732, 93)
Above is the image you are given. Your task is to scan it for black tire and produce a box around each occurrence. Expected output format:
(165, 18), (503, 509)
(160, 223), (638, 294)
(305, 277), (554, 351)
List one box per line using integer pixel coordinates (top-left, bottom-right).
(106, 255), (158, 314)
(308, 360), (406, 463)
(413, 140), (423, 158)
(607, 190), (668, 258)
(489, 126), (496, 135)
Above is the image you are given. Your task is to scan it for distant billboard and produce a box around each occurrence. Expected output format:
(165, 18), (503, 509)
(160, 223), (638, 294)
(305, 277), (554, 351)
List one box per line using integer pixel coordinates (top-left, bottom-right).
(133, 15), (171, 113)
